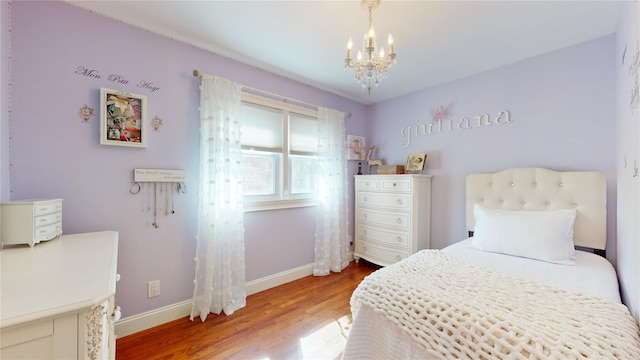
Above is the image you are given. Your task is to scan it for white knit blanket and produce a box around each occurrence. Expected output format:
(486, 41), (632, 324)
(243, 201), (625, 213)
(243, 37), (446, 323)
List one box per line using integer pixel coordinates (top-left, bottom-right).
(350, 250), (640, 359)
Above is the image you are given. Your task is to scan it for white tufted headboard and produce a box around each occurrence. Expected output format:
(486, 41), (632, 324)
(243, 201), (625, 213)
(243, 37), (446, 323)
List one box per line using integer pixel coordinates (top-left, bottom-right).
(466, 167), (607, 250)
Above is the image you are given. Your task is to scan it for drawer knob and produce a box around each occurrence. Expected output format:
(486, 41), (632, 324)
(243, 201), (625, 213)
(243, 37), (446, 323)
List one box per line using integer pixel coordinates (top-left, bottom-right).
(363, 229), (367, 235)
(363, 213), (368, 219)
(109, 306), (122, 323)
(395, 255), (402, 261)
(363, 196), (368, 202)
(396, 217), (402, 224)
(396, 236), (402, 242)
(396, 198), (403, 205)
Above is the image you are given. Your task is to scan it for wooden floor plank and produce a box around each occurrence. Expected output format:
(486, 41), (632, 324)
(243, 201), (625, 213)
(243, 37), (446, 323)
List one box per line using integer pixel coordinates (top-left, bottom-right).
(116, 260), (378, 360)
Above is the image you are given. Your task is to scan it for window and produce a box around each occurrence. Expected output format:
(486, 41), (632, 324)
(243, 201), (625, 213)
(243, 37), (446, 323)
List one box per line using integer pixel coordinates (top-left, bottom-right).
(240, 93), (318, 211)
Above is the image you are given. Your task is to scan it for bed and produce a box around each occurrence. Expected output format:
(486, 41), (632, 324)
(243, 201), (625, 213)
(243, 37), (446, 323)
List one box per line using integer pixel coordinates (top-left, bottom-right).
(342, 167), (640, 359)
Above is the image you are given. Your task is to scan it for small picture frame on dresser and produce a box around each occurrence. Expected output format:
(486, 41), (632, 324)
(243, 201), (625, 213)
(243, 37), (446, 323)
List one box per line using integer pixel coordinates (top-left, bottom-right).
(100, 88), (147, 148)
(406, 153), (427, 173)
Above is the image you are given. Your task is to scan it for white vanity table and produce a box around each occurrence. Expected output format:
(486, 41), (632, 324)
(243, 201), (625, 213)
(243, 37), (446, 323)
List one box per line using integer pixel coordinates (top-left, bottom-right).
(0, 231), (120, 359)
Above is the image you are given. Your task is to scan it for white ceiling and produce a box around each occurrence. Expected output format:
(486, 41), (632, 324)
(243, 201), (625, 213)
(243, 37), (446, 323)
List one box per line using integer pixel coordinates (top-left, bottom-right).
(64, 1), (621, 105)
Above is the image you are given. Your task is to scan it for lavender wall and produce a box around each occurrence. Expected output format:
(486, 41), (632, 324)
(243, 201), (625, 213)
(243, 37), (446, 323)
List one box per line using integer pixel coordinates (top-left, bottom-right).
(615, 1), (640, 321)
(367, 35), (618, 264)
(7, 1), (367, 318)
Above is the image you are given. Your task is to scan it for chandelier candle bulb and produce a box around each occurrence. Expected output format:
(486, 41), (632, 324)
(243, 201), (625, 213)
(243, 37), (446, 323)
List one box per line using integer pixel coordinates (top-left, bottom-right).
(347, 37), (353, 59)
(388, 34), (394, 54)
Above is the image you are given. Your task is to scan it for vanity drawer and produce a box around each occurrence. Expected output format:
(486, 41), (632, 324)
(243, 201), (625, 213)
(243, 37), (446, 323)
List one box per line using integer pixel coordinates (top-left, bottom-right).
(357, 192), (411, 211)
(34, 222), (63, 242)
(357, 208), (411, 230)
(34, 212), (62, 227)
(356, 178), (379, 191)
(379, 179), (412, 192)
(358, 225), (410, 250)
(355, 240), (409, 266)
(34, 201), (63, 216)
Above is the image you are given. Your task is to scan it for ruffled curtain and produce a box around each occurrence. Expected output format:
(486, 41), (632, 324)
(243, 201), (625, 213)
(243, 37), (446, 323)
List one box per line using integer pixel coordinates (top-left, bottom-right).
(314, 107), (349, 276)
(190, 74), (246, 321)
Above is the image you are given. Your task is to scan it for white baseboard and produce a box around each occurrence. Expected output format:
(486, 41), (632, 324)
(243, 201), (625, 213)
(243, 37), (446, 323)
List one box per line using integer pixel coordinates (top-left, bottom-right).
(115, 299), (192, 338)
(246, 262), (314, 295)
(115, 262), (315, 338)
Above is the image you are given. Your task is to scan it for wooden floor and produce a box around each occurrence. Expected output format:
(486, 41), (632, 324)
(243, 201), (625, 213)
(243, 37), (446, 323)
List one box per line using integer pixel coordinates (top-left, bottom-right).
(116, 260), (379, 360)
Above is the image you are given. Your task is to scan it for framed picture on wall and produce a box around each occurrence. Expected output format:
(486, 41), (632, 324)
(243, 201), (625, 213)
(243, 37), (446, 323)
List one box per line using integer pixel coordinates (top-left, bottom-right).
(100, 88), (147, 148)
(406, 153), (427, 172)
(347, 135), (366, 160)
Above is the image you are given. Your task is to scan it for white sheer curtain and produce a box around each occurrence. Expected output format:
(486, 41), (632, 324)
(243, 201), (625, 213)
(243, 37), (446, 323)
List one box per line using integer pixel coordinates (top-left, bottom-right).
(314, 107), (350, 276)
(190, 74), (246, 321)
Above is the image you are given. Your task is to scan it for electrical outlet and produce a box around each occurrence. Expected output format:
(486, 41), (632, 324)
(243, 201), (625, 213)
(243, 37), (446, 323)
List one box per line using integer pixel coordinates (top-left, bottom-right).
(148, 280), (160, 298)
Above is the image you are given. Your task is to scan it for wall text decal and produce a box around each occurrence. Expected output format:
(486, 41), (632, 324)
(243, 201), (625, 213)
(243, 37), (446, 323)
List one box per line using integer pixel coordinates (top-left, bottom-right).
(401, 110), (512, 147)
(75, 66), (161, 93)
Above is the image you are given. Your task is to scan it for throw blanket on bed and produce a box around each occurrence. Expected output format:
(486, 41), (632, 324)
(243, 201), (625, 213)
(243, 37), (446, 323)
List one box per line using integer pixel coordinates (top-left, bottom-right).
(350, 250), (640, 359)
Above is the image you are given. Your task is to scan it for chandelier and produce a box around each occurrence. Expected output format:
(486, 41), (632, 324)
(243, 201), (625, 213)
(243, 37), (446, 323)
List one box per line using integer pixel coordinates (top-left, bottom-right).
(344, 0), (396, 95)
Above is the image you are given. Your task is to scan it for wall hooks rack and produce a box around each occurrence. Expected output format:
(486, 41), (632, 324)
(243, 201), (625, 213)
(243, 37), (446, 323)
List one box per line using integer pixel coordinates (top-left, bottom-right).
(130, 169), (186, 229)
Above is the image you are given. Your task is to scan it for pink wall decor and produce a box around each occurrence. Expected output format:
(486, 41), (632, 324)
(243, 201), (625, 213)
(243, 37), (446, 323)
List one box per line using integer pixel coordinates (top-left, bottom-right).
(78, 104), (94, 123)
(431, 103), (453, 122)
(347, 135), (365, 160)
(151, 115), (163, 131)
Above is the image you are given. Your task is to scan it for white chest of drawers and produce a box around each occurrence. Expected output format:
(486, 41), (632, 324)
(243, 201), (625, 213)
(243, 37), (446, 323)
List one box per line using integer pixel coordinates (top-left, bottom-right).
(354, 175), (432, 266)
(1, 199), (63, 248)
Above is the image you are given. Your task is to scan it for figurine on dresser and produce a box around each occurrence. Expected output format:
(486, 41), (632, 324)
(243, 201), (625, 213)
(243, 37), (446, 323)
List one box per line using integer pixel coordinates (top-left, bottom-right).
(366, 146), (383, 174)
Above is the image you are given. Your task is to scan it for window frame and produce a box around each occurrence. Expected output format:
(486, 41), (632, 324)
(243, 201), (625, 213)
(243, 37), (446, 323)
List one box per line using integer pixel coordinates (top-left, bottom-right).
(240, 93), (318, 212)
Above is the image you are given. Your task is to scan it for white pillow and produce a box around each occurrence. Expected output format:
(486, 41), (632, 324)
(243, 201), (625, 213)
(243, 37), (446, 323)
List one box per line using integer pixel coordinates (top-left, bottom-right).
(470, 204), (577, 265)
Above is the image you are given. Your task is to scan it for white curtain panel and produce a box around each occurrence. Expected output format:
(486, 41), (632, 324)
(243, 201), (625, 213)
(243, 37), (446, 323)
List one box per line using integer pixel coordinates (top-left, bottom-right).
(314, 107), (350, 276)
(190, 74), (246, 321)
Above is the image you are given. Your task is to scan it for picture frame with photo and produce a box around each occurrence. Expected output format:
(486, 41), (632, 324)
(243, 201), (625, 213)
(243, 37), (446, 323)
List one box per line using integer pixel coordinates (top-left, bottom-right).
(100, 88), (147, 148)
(406, 153), (427, 172)
(347, 135), (366, 160)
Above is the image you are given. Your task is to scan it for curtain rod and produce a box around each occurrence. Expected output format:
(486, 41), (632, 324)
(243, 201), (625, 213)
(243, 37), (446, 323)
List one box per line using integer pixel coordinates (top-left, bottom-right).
(192, 69), (351, 118)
